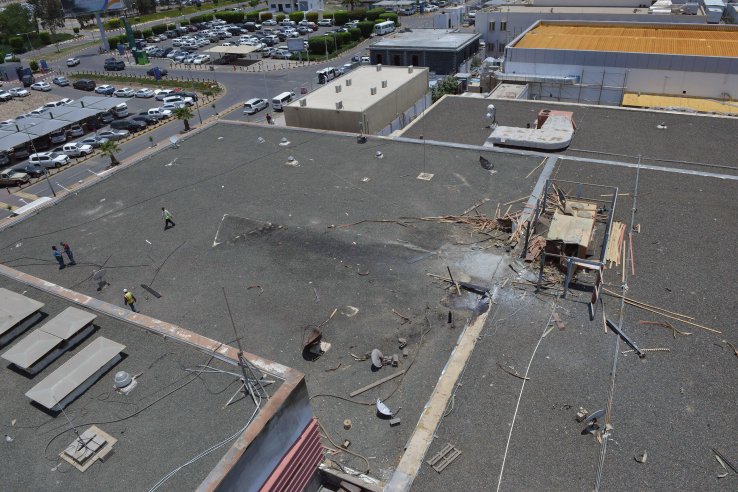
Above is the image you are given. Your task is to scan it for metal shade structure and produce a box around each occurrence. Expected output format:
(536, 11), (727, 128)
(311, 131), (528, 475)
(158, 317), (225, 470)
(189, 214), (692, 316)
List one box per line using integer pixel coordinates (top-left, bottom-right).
(204, 45), (260, 56)
(60, 0), (125, 16)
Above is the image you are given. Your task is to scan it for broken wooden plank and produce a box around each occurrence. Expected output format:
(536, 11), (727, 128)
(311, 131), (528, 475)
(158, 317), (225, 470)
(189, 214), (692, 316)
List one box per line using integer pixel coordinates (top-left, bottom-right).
(349, 370), (406, 397)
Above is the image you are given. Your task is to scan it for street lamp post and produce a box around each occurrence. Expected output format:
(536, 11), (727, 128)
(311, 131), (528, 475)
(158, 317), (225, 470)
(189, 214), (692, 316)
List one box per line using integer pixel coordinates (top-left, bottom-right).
(18, 32), (34, 58)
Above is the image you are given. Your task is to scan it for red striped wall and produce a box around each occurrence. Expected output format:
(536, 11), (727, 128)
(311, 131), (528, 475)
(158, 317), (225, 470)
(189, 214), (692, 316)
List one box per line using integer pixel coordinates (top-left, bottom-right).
(261, 418), (322, 492)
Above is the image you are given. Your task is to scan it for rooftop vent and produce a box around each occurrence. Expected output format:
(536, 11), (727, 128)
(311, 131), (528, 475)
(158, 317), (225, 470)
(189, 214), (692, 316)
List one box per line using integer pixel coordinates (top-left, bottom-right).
(381, 80), (388, 89)
(336, 101), (343, 110)
(408, 66), (414, 73)
(335, 85), (342, 93)
(299, 99), (306, 107)
(370, 87), (377, 95)
(346, 78), (352, 86)
(376, 64), (382, 72)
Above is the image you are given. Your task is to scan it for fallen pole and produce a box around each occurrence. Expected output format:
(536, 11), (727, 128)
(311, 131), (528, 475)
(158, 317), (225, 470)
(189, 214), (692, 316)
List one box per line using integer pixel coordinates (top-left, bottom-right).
(350, 370), (406, 398)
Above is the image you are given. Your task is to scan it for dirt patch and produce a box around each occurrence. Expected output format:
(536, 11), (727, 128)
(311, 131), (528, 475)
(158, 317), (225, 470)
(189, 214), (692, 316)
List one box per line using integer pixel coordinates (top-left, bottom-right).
(0, 91), (60, 122)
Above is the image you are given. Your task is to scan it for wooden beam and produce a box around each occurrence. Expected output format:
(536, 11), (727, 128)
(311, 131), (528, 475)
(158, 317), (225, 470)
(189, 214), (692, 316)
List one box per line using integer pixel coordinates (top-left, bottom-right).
(350, 370), (406, 398)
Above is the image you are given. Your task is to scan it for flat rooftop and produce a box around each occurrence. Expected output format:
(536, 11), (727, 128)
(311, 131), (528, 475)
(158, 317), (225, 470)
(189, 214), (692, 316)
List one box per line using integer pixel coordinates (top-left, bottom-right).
(0, 275), (269, 491)
(0, 121), (544, 486)
(371, 29), (481, 50)
(288, 65), (428, 112)
(514, 22), (738, 57)
(481, 6), (655, 14)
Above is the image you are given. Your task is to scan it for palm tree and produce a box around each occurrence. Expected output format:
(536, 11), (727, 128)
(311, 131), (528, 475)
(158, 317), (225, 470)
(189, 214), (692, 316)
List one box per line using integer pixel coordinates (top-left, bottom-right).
(99, 140), (121, 167)
(174, 106), (194, 132)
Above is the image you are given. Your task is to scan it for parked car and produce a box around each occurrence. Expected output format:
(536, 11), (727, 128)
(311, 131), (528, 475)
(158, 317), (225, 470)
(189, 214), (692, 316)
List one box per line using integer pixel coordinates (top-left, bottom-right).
(30, 81), (52, 92)
(317, 19), (333, 26)
(162, 95), (194, 106)
(61, 142), (93, 157)
(262, 19), (277, 26)
(4, 53), (18, 62)
(146, 67), (169, 77)
(66, 57), (81, 67)
(12, 163), (46, 178)
(44, 100), (66, 108)
(8, 88), (29, 97)
(135, 88), (154, 98)
(66, 124), (85, 137)
(132, 114), (158, 125)
(145, 108), (172, 120)
(97, 129), (130, 141)
(155, 89), (176, 100)
(160, 102), (186, 112)
(110, 119), (147, 133)
(113, 87), (135, 97)
(0, 92), (12, 102)
(95, 84), (116, 95)
(73, 79), (96, 91)
(58, 97), (74, 105)
(29, 152), (70, 168)
(104, 58), (125, 71)
(243, 98), (268, 115)
(79, 136), (109, 148)
(0, 168), (29, 186)
(49, 129), (67, 144)
(178, 91), (199, 102)
(99, 111), (114, 124)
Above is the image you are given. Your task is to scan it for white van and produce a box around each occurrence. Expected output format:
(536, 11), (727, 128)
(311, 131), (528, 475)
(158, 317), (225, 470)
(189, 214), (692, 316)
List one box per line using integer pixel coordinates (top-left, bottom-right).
(374, 21), (395, 36)
(271, 91), (296, 111)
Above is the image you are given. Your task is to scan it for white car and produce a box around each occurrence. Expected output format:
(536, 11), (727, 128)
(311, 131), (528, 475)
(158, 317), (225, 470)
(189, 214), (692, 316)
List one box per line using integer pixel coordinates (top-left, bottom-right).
(31, 82), (52, 92)
(262, 19), (277, 26)
(95, 84), (115, 95)
(29, 152), (70, 168)
(58, 97), (74, 105)
(243, 98), (268, 115)
(160, 102), (185, 112)
(28, 107), (49, 116)
(113, 87), (135, 97)
(155, 89), (176, 100)
(135, 88), (154, 98)
(66, 57), (81, 67)
(317, 19), (333, 27)
(9, 88), (29, 97)
(62, 143), (93, 157)
(192, 54), (211, 65)
(4, 53), (17, 62)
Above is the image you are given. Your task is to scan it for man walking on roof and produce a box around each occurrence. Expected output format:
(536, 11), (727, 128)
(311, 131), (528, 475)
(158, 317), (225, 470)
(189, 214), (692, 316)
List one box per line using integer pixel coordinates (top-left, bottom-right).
(60, 241), (76, 265)
(52, 245), (65, 269)
(123, 289), (137, 312)
(162, 207), (175, 230)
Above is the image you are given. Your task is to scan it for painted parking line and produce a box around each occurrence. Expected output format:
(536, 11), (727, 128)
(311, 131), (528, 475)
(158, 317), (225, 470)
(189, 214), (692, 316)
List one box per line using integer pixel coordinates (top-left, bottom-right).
(14, 191), (39, 201)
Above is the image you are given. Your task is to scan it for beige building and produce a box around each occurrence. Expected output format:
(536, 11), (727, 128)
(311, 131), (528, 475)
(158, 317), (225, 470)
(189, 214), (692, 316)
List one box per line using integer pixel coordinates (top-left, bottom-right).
(283, 65), (429, 135)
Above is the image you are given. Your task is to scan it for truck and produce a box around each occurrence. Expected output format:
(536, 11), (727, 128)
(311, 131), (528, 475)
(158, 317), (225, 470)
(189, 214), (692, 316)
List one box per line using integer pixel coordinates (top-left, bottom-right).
(0, 168), (30, 187)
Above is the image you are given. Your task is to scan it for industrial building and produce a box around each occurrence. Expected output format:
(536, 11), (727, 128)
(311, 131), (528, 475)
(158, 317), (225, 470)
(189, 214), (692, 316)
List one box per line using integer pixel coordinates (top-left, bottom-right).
(283, 65), (429, 135)
(476, 4), (706, 57)
(369, 29), (482, 75)
(498, 21), (738, 104)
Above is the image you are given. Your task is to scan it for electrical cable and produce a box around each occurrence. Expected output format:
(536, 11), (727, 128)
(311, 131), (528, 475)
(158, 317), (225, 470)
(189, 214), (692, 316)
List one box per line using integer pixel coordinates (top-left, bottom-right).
(316, 418), (371, 475)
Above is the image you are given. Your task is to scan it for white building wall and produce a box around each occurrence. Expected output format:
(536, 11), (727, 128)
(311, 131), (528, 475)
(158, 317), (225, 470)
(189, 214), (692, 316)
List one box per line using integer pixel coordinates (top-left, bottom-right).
(532, 0), (644, 6)
(476, 10), (706, 56)
(269, 0), (324, 13)
(503, 61), (738, 103)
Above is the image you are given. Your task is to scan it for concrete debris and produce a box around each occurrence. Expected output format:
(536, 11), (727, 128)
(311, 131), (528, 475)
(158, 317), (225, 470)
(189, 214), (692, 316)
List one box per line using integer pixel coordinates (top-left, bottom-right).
(343, 419), (352, 430)
(575, 407), (589, 423)
(402, 348), (409, 358)
(389, 418), (401, 427)
(341, 440), (351, 449)
(391, 354), (399, 367)
(5, 434), (13, 442)
(635, 451), (648, 463)
(398, 338), (407, 349)
(343, 306), (359, 317)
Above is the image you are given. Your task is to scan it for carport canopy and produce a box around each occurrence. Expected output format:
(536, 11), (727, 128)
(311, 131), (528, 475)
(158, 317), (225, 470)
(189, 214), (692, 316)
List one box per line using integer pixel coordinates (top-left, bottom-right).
(204, 45), (260, 55)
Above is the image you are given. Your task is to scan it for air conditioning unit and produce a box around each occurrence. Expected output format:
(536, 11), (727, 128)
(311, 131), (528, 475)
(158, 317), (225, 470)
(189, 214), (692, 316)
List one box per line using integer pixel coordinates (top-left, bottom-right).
(381, 80), (388, 88)
(376, 64), (382, 71)
(335, 85), (342, 93)
(408, 66), (414, 73)
(370, 87), (377, 95)
(336, 101), (343, 110)
(299, 99), (306, 107)
(346, 79), (352, 86)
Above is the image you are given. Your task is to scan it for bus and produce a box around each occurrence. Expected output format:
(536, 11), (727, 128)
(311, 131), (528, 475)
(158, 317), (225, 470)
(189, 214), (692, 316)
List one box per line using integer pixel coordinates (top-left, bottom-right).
(374, 21), (395, 36)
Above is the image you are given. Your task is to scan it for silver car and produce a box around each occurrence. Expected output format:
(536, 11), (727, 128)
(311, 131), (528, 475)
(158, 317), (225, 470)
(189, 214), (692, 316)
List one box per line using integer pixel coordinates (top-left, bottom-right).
(96, 129), (129, 141)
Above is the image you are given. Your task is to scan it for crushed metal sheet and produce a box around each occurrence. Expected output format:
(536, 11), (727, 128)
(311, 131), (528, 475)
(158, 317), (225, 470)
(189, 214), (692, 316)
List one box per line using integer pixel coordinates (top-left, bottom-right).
(417, 172), (434, 181)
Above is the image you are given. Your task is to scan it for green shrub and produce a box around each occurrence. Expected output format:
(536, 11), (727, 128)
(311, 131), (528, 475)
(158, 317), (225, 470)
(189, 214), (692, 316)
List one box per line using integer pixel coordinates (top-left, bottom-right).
(275, 13), (286, 22)
(379, 13), (399, 26)
(190, 14), (214, 23)
(249, 0), (258, 6)
(216, 11), (243, 22)
(143, 28), (154, 37)
(289, 11), (304, 22)
(180, 19), (190, 26)
(108, 34), (128, 50)
(333, 10), (349, 25)
(166, 23), (176, 30)
(348, 9), (366, 21)
(151, 24), (167, 34)
(245, 9), (263, 21)
(335, 31), (351, 47)
(9, 37), (24, 51)
(29, 60), (39, 72)
(260, 11), (272, 20)
(357, 20), (374, 38)
(73, 27), (80, 34)
(366, 8), (385, 21)
(39, 32), (51, 45)
(306, 11), (318, 22)
(106, 18), (122, 29)
(323, 13), (333, 19)
(133, 30), (143, 38)
(308, 35), (329, 55)
(348, 27), (362, 41)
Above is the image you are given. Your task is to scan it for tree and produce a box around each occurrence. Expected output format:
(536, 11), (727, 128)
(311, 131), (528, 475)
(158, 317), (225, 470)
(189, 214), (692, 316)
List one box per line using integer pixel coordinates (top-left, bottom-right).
(432, 75), (460, 102)
(76, 14), (93, 28)
(0, 4), (36, 38)
(135, 0), (156, 15)
(28, 0), (65, 36)
(341, 0), (357, 11)
(99, 140), (121, 167)
(174, 106), (193, 132)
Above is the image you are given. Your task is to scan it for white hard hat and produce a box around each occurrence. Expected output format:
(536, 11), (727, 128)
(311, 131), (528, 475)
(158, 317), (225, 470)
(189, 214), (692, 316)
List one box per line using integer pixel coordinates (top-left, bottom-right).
(123, 289), (128, 293)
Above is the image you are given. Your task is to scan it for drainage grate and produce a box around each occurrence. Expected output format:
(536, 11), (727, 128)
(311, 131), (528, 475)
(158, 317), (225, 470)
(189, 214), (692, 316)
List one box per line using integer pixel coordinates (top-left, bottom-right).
(426, 443), (462, 473)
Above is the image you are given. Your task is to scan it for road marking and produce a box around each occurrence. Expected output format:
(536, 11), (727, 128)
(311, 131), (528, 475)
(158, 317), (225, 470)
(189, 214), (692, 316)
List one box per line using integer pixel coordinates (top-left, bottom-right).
(14, 191), (39, 201)
(0, 201), (17, 211)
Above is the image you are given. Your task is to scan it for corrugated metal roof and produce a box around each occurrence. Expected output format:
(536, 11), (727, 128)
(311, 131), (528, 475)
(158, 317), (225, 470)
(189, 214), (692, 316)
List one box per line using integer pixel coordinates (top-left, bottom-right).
(515, 23), (738, 57)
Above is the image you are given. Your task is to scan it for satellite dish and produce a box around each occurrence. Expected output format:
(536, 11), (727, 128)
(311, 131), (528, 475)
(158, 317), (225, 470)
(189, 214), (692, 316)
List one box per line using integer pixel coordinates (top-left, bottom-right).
(480, 155), (494, 170)
(257, 137), (265, 144)
(370, 349), (384, 368)
(169, 135), (179, 148)
(279, 137), (290, 146)
(375, 151), (383, 159)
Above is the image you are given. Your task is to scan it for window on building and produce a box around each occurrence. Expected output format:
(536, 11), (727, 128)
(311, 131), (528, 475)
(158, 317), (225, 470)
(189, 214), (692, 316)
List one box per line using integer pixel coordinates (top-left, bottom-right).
(500, 21), (507, 31)
(271, 3), (276, 7)
(489, 21), (495, 31)
(377, 54), (383, 64)
(411, 55), (419, 66)
(498, 42), (505, 52)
